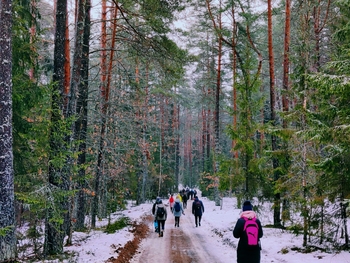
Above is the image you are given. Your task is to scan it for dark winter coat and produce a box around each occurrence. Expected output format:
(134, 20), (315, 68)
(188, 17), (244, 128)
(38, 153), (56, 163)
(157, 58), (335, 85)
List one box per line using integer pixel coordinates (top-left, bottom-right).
(192, 198), (204, 216)
(154, 203), (167, 221)
(233, 211), (263, 263)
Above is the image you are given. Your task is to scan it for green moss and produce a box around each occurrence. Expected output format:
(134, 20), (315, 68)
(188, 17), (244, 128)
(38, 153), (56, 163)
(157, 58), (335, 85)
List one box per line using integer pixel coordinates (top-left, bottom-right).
(104, 217), (130, 234)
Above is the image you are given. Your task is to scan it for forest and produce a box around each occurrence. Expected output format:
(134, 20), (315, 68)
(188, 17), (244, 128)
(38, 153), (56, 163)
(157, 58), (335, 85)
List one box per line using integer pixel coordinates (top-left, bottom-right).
(0, 0), (350, 261)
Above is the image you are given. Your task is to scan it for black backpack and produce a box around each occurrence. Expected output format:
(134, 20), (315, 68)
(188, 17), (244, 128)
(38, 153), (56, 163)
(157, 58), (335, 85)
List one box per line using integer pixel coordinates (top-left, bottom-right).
(156, 206), (165, 217)
(194, 200), (201, 210)
(174, 202), (181, 212)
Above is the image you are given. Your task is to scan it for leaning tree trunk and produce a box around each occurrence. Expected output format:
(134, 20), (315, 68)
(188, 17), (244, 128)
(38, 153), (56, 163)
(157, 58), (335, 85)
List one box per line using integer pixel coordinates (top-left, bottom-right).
(0, 0), (16, 260)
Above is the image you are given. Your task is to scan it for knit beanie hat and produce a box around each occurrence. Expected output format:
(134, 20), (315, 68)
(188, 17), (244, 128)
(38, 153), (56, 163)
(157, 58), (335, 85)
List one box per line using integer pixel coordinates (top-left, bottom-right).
(242, 200), (253, 211)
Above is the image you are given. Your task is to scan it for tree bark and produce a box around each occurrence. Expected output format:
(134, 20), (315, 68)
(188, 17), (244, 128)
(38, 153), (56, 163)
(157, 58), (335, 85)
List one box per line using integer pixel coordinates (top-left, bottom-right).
(74, 0), (91, 231)
(92, 2), (118, 228)
(267, 0), (281, 227)
(175, 103), (180, 188)
(205, 0), (222, 206)
(282, 0), (291, 126)
(44, 0), (69, 255)
(63, 11), (70, 115)
(0, 0), (16, 260)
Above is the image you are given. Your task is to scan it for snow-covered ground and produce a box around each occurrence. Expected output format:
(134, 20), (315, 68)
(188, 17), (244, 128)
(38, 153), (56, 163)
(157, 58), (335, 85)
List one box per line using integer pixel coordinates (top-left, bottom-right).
(26, 196), (350, 263)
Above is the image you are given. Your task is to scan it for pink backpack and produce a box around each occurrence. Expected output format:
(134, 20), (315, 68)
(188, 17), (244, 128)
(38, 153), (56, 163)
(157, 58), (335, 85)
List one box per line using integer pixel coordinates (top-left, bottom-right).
(243, 217), (259, 246)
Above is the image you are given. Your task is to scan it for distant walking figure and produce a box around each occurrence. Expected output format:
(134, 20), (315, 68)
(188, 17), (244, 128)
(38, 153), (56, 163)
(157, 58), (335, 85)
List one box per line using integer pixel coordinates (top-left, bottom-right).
(192, 196), (204, 227)
(169, 194), (175, 212)
(233, 200), (263, 263)
(182, 192), (188, 209)
(152, 197), (161, 232)
(173, 198), (185, 227)
(154, 199), (167, 237)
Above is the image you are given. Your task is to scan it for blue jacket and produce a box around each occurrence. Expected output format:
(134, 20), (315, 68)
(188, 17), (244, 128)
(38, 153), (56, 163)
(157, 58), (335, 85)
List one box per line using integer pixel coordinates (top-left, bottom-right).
(172, 199), (184, 217)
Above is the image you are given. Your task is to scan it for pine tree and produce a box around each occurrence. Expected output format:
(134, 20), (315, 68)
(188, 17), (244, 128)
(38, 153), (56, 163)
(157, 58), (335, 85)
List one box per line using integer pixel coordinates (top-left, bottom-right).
(0, 0), (16, 260)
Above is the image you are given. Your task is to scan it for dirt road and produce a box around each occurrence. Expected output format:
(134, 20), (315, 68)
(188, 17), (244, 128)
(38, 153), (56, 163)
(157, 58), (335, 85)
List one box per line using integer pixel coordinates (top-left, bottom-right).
(130, 207), (230, 263)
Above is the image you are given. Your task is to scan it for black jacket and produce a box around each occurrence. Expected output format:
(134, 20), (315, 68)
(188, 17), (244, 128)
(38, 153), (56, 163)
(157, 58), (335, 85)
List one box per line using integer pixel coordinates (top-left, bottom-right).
(233, 212), (263, 263)
(192, 199), (204, 216)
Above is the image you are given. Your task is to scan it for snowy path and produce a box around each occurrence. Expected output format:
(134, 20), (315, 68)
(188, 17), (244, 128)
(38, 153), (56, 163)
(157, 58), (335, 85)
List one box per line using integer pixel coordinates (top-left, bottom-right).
(130, 205), (234, 263)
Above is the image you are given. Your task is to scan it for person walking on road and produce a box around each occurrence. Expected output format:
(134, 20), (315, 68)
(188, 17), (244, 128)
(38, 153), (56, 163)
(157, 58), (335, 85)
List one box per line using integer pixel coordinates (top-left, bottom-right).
(152, 197), (161, 232)
(182, 192), (188, 209)
(176, 193), (183, 203)
(173, 198), (185, 227)
(233, 200), (263, 263)
(154, 199), (167, 237)
(192, 196), (204, 227)
(169, 194), (175, 212)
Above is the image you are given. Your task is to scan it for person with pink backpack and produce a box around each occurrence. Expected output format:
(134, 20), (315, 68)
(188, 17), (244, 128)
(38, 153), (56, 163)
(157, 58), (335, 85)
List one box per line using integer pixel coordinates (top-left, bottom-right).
(233, 200), (263, 263)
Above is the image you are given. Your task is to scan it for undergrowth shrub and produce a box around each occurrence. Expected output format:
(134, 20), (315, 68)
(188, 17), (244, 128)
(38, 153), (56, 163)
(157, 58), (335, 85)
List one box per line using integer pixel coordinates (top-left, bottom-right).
(105, 217), (130, 234)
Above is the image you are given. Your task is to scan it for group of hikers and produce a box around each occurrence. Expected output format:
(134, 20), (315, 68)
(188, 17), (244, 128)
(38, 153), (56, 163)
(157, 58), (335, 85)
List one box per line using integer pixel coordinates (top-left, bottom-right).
(151, 189), (204, 237)
(152, 190), (263, 263)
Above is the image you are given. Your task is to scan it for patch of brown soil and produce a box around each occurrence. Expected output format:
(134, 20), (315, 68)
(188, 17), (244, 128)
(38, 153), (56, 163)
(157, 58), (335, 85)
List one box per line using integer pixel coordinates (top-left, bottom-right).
(106, 215), (152, 263)
(169, 228), (193, 263)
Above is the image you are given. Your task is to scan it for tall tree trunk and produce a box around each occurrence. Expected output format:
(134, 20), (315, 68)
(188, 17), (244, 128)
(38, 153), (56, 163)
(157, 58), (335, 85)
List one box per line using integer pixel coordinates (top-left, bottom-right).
(100, 0), (107, 91)
(44, 0), (69, 255)
(158, 96), (165, 194)
(75, 0), (91, 231)
(0, 0), (16, 260)
(140, 62), (149, 203)
(63, 12), (70, 115)
(267, 0), (281, 227)
(201, 108), (206, 172)
(206, 0), (223, 206)
(231, 5), (238, 195)
(135, 58), (142, 204)
(188, 113), (193, 186)
(282, 0), (290, 127)
(206, 107), (211, 167)
(92, 2), (118, 228)
(29, 0), (36, 81)
(214, 0), (223, 206)
(312, 0), (330, 73)
(175, 104), (180, 187)
(172, 87), (179, 188)
(63, 0), (88, 243)
(281, 0), (291, 227)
